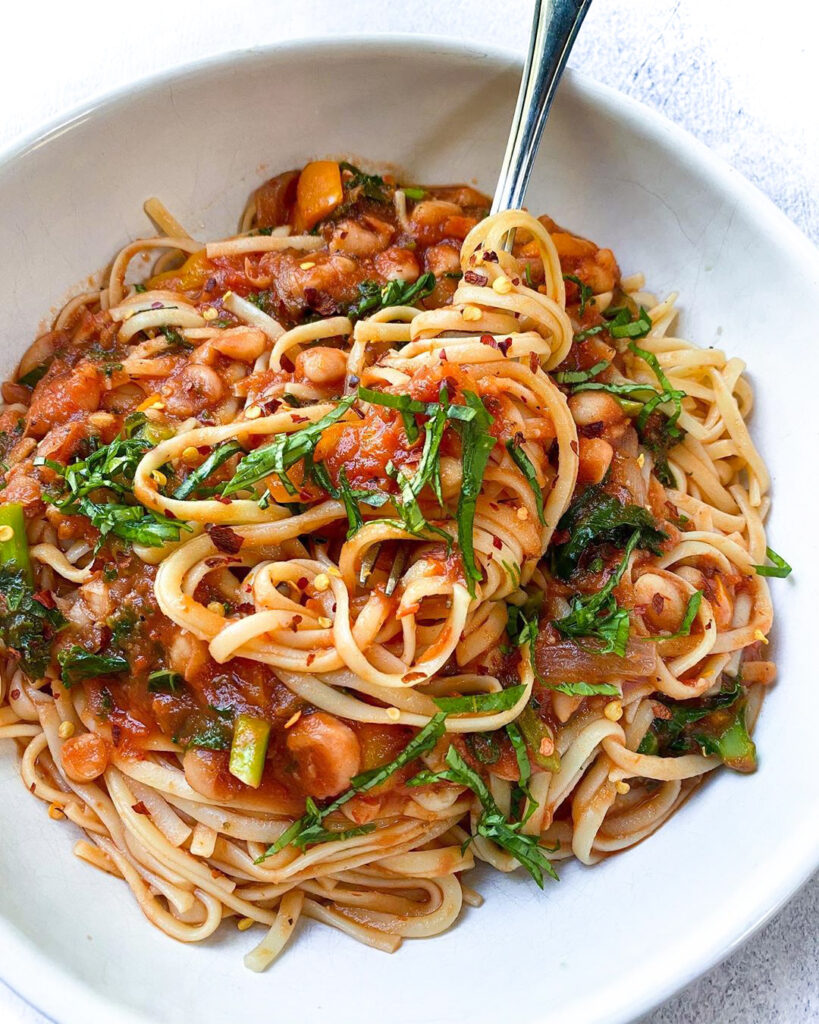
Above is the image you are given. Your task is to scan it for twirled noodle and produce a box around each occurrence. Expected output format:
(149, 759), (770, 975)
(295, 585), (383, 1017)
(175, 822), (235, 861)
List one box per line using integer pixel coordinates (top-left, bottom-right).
(0, 166), (781, 970)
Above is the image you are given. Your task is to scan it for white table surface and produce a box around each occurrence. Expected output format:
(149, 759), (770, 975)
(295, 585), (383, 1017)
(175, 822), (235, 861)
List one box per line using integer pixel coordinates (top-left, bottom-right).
(1, 1), (817, 1021)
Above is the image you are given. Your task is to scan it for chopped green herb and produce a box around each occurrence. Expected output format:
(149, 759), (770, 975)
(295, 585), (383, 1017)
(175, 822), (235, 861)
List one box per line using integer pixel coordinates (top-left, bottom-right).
(551, 485), (667, 581)
(640, 591), (702, 641)
(401, 186), (426, 200)
(173, 707), (234, 752)
(505, 439), (546, 525)
(752, 546), (792, 579)
(638, 679), (756, 772)
(17, 364), (49, 388)
(339, 162), (391, 204)
(36, 433), (189, 551)
(432, 685), (525, 714)
(347, 273), (436, 321)
(223, 394), (357, 496)
(563, 274), (594, 316)
(147, 669), (184, 692)
(606, 306), (652, 340)
(256, 712), (448, 860)
(0, 568), (65, 679)
(573, 324), (605, 343)
(549, 680), (621, 696)
(553, 530), (641, 655)
(410, 745), (558, 887)
(554, 360), (609, 385)
(58, 646), (128, 687)
(160, 325), (193, 352)
(173, 441), (243, 500)
(453, 391), (497, 597)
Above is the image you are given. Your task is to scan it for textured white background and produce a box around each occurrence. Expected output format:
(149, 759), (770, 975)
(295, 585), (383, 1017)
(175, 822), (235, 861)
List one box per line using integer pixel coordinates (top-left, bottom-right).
(1, 1), (817, 1022)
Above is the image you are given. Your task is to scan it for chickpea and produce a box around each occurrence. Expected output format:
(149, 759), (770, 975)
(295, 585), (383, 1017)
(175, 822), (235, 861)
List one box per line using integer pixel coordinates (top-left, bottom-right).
(329, 217), (393, 256)
(60, 732), (110, 782)
(162, 364), (225, 416)
(568, 391), (626, 428)
(168, 631), (210, 683)
(374, 246), (419, 282)
(211, 327), (268, 362)
(286, 711), (361, 798)
(294, 346), (348, 385)
(410, 199), (461, 230)
(577, 437), (614, 485)
(424, 243), (461, 276)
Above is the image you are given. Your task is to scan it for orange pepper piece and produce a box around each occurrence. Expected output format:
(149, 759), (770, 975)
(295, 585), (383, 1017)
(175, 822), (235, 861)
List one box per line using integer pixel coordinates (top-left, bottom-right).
(293, 161), (343, 233)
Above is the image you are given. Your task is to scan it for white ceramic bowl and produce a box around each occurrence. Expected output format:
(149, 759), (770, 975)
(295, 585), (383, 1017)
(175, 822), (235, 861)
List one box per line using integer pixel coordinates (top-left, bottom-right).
(1, 37), (817, 1024)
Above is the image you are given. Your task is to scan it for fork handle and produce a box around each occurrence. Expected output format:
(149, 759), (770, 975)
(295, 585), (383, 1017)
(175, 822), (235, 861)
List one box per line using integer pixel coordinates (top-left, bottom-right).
(491, 0), (593, 215)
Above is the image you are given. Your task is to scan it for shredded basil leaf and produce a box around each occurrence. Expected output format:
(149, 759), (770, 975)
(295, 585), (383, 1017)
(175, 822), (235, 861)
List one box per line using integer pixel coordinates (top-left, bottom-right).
(433, 685), (525, 714)
(410, 745), (558, 887)
(347, 273), (435, 321)
(554, 360), (609, 385)
(256, 712), (448, 861)
(752, 546), (792, 579)
(607, 306), (652, 339)
(453, 391), (496, 597)
(147, 669), (184, 693)
(505, 438), (546, 525)
(36, 433), (190, 551)
(553, 530), (641, 656)
(640, 591), (702, 642)
(549, 680), (621, 696)
(58, 646), (128, 687)
(223, 395), (356, 496)
(552, 485), (667, 581)
(173, 441), (243, 500)
(0, 569), (65, 678)
(563, 274), (594, 316)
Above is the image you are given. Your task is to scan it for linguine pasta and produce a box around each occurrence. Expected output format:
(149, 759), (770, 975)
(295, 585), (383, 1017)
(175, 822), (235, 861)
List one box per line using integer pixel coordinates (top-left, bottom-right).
(0, 162), (784, 970)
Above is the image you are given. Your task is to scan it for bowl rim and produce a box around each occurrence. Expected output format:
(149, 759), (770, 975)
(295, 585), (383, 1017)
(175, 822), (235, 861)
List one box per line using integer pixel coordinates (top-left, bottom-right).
(0, 32), (817, 1024)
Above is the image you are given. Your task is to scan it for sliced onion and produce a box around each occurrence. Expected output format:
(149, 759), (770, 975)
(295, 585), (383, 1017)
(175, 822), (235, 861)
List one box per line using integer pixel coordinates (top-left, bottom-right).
(535, 638), (657, 683)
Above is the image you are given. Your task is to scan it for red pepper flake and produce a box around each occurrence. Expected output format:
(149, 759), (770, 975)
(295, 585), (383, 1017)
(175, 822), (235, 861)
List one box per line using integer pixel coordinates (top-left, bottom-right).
(498, 337), (512, 357)
(32, 589), (56, 609)
(306, 653), (316, 667)
(529, 352), (539, 373)
(290, 614), (303, 632)
(402, 671), (427, 683)
(492, 536), (503, 550)
(651, 593), (666, 615)
(483, 250), (499, 263)
(213, 494), (232, 505)
(131, 801), (149, 815)
(10, 689), (20, 700)
(439, 349), (448, 361)
(207, 524), (244, 554)
(570, 440), (579, 455)
(650, 701), (672, 721)
(290, 414), (309, 424)
(464, 270), (488, 286)
(479, 333), (498, 348)
(297, 576), (309, 589)
(205, 555), (239, 568)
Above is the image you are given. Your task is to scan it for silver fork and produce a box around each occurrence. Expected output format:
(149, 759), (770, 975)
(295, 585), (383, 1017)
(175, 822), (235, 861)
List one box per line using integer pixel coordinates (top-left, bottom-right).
(360, 0), (592, 591)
